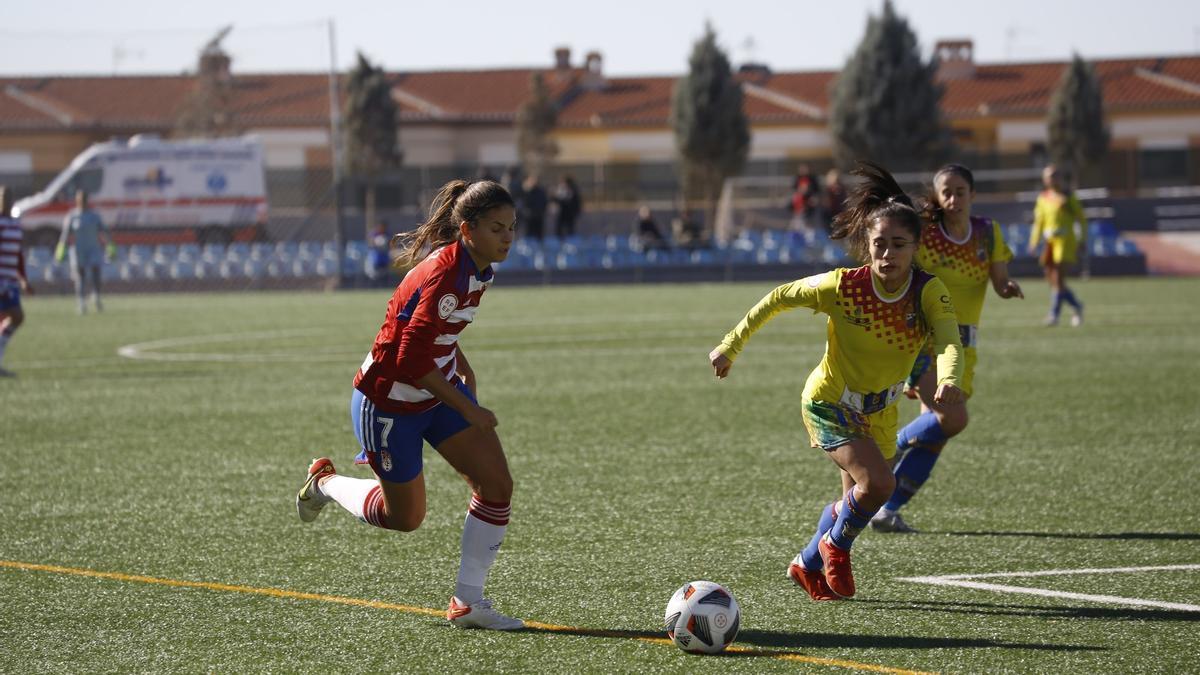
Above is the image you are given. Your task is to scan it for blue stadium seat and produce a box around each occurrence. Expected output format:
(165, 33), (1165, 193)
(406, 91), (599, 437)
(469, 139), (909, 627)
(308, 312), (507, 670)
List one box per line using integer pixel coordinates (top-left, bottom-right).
(218, 260), (240, 279)
(194, 261), (218, 279)
(315, 258), (337, 277)
(127, 244), (153, 264)
(177, 243), (201, 262)
(169, 261), (196, 280)
(1115, 239), (1139, 256)
(225, 242), (250, 262)
(119, 262), (139, 281)
(243, 259), (266, 279)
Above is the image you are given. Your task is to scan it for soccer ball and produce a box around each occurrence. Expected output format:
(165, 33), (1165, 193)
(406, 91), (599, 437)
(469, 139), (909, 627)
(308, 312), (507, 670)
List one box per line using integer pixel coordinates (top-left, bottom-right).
(663, 580), (740, 654)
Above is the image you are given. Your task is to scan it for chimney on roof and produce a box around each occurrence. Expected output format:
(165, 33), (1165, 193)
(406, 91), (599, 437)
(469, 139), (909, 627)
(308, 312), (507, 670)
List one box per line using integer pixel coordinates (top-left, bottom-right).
(934, 39), (975, 81)
(582, 51), (605, 91)
(198, 25), (233, 82)
(738, 62), (771, 84)
(554, 46), (571, 70)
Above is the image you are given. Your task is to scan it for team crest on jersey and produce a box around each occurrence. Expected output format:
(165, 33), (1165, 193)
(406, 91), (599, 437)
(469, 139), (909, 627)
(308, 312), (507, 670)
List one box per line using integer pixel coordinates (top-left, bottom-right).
(380, 449), (393, 472)
(438, 294), (459, 319)
(804, 272), (828, 288)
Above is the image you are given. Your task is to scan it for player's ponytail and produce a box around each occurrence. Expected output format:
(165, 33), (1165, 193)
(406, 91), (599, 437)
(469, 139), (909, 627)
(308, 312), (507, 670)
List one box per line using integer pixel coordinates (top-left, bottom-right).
(830, 161), (922, 263)
(394, 179), (514, 267)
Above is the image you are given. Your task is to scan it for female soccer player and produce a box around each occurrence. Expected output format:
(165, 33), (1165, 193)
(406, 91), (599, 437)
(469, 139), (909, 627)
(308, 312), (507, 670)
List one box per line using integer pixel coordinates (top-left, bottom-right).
(1029, 165), (1086, 326)
(871, 164), (1023, 534)
(296, 179), (523, 630)
(709, 163), (963, 600)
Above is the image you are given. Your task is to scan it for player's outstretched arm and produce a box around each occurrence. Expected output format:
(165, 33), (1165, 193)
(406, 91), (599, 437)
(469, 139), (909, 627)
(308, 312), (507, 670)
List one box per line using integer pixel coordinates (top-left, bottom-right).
(989, 262), (1024, 299)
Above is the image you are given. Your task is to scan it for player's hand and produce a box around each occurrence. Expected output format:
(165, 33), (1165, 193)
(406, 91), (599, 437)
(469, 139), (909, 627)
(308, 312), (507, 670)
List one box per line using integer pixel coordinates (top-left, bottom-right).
(903, 384), (919, 400)
(709, 348), (732, 379)
(20, 277), (32, 294)
(464, 404), (498, 430)
(996, 279), (1024, 299)
(933, 383), (964, 406)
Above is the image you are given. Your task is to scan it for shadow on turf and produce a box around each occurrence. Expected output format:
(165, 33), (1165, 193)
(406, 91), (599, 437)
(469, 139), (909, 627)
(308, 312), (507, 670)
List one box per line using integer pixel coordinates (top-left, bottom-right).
(516, 624), (1105, 653)
(860, 598), (1199, 623)
(932, 530), (1200, 541)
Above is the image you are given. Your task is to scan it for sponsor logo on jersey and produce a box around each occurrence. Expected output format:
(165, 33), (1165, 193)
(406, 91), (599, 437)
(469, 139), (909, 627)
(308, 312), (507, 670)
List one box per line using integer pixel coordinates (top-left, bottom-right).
(438, 294), (459, 319)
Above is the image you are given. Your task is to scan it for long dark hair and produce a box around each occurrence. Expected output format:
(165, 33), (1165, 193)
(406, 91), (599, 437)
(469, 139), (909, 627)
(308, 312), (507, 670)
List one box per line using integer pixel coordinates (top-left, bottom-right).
(830, 161), (923, 264)
(393, 179), (514, 267)
(920, 163), (974, 225)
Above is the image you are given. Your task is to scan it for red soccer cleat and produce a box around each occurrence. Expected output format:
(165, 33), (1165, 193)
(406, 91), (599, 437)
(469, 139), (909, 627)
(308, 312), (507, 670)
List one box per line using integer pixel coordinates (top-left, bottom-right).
(788, 563), (838, 601)
(818, 534), (856, 598)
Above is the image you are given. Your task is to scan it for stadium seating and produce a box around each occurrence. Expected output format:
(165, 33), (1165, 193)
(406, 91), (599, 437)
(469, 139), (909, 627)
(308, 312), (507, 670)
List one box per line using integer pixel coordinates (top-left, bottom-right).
(17, 224), (1144, 287)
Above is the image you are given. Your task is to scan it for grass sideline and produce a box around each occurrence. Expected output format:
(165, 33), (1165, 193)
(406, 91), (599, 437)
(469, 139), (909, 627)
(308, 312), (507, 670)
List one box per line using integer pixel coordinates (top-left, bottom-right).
(1, 277), (1198, 673)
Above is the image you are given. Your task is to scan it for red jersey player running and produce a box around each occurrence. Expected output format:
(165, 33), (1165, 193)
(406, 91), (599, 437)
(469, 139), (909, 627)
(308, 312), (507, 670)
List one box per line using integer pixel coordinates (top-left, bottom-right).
(296, 179), (522, 630)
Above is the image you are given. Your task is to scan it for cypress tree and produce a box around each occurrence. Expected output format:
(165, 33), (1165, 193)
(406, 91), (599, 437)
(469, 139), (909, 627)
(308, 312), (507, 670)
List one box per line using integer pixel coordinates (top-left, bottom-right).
(1047, 54), (1110, 177)
(830, 0), (951, 171)
(343, 52), (402, 239)
(516, 73), (559, 177)
(670, 23), (750, 232)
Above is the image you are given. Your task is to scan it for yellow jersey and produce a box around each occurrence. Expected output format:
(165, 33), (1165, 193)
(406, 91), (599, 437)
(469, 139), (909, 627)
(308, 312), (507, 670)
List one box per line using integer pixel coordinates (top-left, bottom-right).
(718, 266), (963, 412)
(915, 215), (1013, 326)
(1031, 191), (1087, 252)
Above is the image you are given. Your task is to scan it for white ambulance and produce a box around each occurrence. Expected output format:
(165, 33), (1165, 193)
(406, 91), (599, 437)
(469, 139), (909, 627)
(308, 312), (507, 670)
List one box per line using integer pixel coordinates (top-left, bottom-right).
(14, 135), (268, 246)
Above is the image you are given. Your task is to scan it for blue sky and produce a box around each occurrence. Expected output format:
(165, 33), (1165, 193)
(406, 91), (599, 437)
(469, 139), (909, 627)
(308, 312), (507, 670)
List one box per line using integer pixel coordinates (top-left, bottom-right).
(3, 0), (1199, 77)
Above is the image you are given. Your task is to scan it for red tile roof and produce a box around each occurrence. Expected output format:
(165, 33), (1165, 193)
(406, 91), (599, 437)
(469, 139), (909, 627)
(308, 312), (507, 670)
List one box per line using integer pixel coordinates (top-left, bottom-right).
(2, 54), (1199, 134)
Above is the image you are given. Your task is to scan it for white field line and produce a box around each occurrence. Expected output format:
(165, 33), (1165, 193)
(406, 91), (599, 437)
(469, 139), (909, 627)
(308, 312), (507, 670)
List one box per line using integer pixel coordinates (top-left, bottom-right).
(898, 564), (1200, 612)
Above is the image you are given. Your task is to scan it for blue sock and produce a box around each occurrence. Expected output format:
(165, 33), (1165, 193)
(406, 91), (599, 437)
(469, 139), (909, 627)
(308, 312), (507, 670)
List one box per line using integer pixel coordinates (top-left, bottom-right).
(828, 490), (875, 551)
(883, 446), (941, 511)
(896, 411), (947, 452)
(1050, 291), (1063, 319)
(799, 501), (837, 570)
(1061, 287), (1081, 310)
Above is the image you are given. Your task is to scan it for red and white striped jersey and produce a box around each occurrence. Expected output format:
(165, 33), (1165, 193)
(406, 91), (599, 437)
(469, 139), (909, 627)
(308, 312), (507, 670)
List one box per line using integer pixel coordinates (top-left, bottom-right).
(354, 240), (494, 414)
(0, 216), (26, 287)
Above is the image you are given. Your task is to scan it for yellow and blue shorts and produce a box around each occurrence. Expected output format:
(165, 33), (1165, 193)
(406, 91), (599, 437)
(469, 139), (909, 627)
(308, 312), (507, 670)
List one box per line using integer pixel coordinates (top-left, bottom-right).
(802, 398), (899, 460)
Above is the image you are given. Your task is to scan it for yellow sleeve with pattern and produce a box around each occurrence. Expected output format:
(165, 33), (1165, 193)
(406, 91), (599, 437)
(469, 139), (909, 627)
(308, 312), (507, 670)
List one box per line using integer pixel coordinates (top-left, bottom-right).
(1030, 197), (1046, 249)
(718, 271), (835, 361)
(990, 220), (1013, 264)
(922, 277), (964, 388)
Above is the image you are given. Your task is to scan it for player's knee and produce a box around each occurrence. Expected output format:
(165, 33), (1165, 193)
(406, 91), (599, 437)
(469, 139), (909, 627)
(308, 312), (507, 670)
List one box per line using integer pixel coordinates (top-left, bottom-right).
(384, 507), (425, 533)
(940, 407), (969, 437)
(861, 470), (896, 503)
(472, 468), (513, 504)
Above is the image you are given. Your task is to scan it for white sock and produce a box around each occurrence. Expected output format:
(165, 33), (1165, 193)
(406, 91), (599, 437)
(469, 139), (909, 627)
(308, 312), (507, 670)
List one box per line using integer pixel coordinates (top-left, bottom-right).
(455, 495), (510, 602)
(319, 475), (377, 522)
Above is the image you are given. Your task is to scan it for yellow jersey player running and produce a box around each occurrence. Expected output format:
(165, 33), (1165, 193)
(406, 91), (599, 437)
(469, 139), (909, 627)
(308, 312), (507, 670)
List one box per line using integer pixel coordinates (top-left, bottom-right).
(1029, 164), (1086, 326)
(871, 164), (1024, 534)
(709, 162), (963, 600)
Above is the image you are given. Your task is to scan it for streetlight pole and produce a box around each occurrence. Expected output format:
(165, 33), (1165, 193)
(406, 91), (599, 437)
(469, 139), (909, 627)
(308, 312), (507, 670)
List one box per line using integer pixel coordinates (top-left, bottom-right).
(327, 18), (345, 288)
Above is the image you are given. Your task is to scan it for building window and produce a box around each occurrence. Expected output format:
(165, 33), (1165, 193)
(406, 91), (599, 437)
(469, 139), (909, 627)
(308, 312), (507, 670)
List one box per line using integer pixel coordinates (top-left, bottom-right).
(1138, 148), (1189, 186)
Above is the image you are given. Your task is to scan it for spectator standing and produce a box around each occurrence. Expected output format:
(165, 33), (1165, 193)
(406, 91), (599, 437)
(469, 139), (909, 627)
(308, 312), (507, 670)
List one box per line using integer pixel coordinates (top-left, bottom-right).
(789, 165), (822, 231)
(56, 190), (112, 314)
(518, 174), (547, 242)
(824, 169), (847, 232)
(552, 175), (583, 239)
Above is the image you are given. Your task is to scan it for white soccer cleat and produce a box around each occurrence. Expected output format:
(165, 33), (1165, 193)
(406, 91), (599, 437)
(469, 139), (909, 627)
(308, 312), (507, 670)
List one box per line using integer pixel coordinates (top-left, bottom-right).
(296, 457), (336, 523)
(447, 597), (524, 631)
(870, 509), (919, 534)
